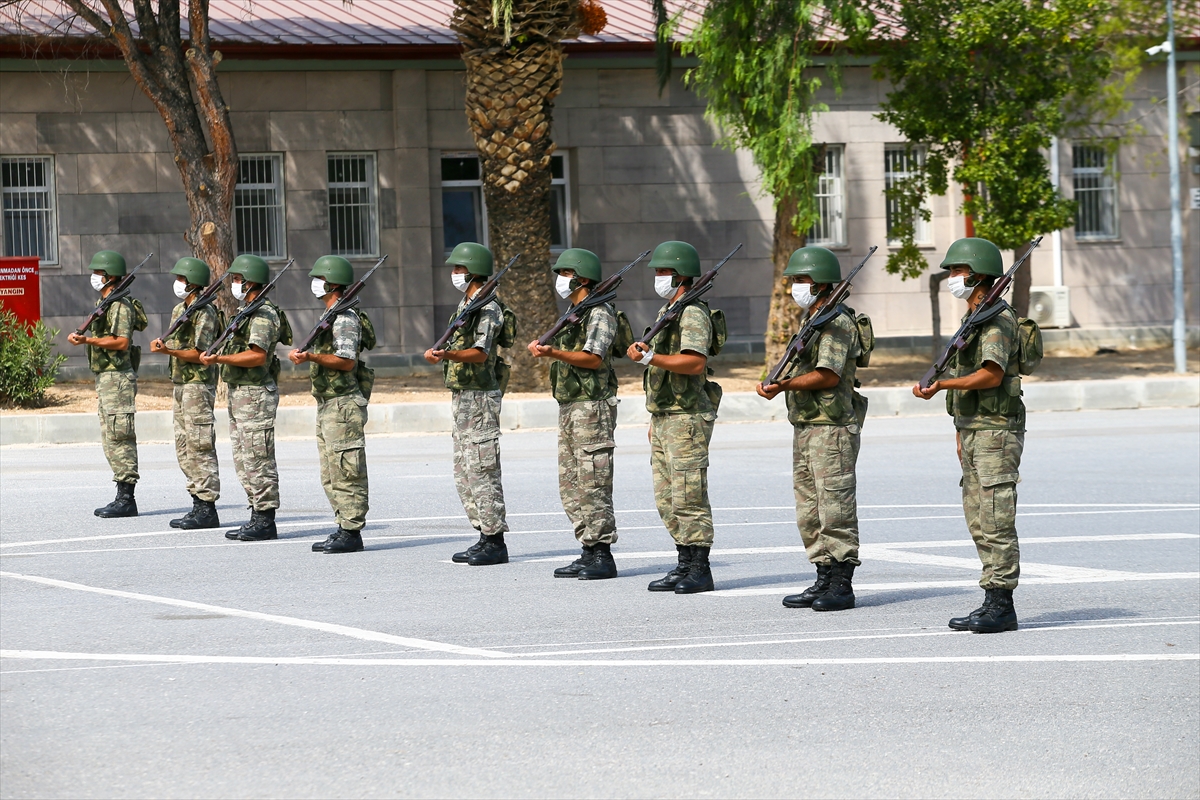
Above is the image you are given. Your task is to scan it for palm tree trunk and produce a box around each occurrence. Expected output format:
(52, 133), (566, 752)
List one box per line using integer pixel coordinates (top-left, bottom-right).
(763, 194), (807, 370)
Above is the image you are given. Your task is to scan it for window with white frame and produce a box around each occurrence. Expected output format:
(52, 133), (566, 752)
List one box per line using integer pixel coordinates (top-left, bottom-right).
(234, 154), (285, 259)
(1, 156), (57, 263)
(1072, 143), (1118, 239)
(328, 153), (379, 256)
(808, 146), (846, 247)
(440, 152), (570, 255)
(884, 145), (932, 246)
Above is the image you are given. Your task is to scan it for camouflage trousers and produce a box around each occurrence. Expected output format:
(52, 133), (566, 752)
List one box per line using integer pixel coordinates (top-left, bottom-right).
(959, 428), (1024, 590)
(172, 383), (220, 502)
(228, 384), (280, 511)
(558, 398), (618, 546)
(451, 390), (508, 536)
(96, 370), (138, 484)
(650, 412), (716, 547)
(317, 392), (369, 531)
(793, 423), (861, 565)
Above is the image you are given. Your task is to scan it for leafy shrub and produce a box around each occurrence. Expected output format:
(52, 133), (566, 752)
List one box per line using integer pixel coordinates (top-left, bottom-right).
(0, 308), (67, 407)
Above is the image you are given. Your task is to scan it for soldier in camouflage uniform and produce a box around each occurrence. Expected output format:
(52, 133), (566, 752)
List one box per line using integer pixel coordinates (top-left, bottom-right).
(913, 238), (1025, 634)
(528, 248), (621, 580)
(150, 257), (222, 530)
(67, 250), (141, 518)
(424, 242), (511, 567)
(627, 241), (722, 594)
(289, 256), (371, 555)
(757, 247), (869, 612)
(200, 254), (289, 542)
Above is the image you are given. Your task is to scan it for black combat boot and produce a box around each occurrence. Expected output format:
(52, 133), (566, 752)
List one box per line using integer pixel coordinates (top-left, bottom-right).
(554, 545), (596, 578)
(811, 561), (856, 611)
(468, 533), (509, 566)
(578, 542), (618, 581)
(171, 495), (201, 528)
(648, 545), (692, 592)
(312, 531), (337, 552)
(237, 508), (278, 541)
(324, 528), (365, 554)
(782, 563), (833, 608)
(225, 508), (252, 540)
(949, 589), (994, 631)
(453, 531), (487, 563)
(95, 482), (138, 518)
(675, 546), (715, 594)
(969, 588), (1018, 633)
(179, 500), (219, 530)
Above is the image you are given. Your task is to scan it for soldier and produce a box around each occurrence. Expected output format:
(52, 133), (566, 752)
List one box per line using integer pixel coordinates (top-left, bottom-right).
(627, 241), (722, 594)
(199, 254), (290, 542)
(67, 250), (142, 518)
(913, 237), (1025, 634)
(288, 256), (371, 555)
(424, 242), (511, 566)
(756, 247), (869, 611)
(149, 257), (222, 530)
(528, 248), (621, 580)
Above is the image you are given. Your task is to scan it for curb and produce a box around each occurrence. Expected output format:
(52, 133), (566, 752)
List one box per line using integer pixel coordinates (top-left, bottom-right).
(1, 377), (1197, 447)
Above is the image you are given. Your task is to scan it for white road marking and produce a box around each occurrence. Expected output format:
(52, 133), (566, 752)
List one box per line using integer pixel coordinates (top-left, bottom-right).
(2, 649), (1195, 668)
(0, 571), (510, 659)
(715, 573), (1200, 597)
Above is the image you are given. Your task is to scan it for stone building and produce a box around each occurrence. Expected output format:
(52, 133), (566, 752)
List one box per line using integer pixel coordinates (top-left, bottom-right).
(1, 1), (1196, 374)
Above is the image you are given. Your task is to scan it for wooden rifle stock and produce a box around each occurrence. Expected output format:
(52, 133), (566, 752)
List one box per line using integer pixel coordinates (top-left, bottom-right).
(74, 252), (152, 335)
(431, 253), (520, 352)
(635, 243), (743, 347)
(535, 250), (650, 347)
(295, 254), (388, 353)
(204, 259), (294, 357)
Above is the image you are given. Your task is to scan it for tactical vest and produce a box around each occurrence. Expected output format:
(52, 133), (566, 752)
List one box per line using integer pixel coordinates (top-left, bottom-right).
(87, 297), (135, 374)
(309, 309), (374, 400)
(220, 300), (287, 387)
(167, 302), (219, 385)
(643, 300), (716, 415)
(550, 305), (618, 404)
(785, 305), (865, 427)
(443, 301), (502, 393)
(946, 304), (1025, 423)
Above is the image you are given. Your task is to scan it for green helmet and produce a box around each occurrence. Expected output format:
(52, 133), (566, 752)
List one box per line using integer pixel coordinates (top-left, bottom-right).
(309, 255), (354, 286)
(784, 247), (842, 284)
(648, 241), (700, 277)
(170, 257), (210, 287)
(445, 242), (494, 277)
(940, 237), (1003, 277)
(228, 254), (270, 285)
(552, 248), (602, 283)
(88, 250), (127, 277)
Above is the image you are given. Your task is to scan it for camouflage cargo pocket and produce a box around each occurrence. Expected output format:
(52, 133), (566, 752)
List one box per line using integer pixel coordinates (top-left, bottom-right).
(475, 438), (499, 471)
(188, 422), (215, 453)
(336, 443), (367, 480)
(821, 471), (856, 492)
(106, 413), (135, 442)
(580, 443), (613, 487)
(246, 427), (274, 455)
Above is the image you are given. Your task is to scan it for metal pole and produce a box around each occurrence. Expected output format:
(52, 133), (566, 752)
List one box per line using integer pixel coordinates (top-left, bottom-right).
(1050, 136), (1064, 287)
(1166, 0), (1187, 373)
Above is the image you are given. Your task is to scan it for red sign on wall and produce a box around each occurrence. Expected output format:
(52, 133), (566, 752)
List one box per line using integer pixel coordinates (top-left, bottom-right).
(0, 257), (42, 327)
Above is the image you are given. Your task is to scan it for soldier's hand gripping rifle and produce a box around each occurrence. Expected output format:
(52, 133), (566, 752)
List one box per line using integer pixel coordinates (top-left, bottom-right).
(918, 236), (1043, 390)
(763, 246), (878, 387)
(160, 273), (229, 341)
(535, 250), (651, 347)
(203, 259), (293, 357)
(74, 252), (153, 336)
(294, 255), (388, 354)
(430, 253), (520, 352)
(634, 243), (743, 347)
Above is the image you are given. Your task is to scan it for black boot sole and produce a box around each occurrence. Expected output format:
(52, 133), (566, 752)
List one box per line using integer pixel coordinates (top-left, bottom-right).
(969, 621), (1019, 633)
(782, 595), (820, 608)
(178, 518), (220, 530)
(554, 566), (587, 578)
(467, 554), (509, 566)
(647, 579), (684, 592)
(812, 595), (855, 611)
(674, 582), (715, 594)
(578, 567), (617, 580)
(95, 508), (138, 518)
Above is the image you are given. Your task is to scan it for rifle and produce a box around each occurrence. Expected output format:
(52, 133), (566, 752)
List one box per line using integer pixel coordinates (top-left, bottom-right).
(160, 274), (229, 343)
(635, 243), (743, 347)
(294, 255), (388, 353)
(431, 253), (520, 352)
(764, 246), (878, 386)
(203, 259), (293, 357)
(918, 236), (1043, 390)
(535, 250), (651, 347)
(74, 252), (153, 336)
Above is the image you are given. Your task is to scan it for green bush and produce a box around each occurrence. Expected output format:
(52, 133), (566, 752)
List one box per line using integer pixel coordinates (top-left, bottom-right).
(0, 308), (67, 407)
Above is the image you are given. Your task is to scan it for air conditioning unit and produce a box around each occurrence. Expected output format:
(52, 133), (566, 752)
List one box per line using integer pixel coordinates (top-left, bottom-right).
(1029, 286), (1071, 328)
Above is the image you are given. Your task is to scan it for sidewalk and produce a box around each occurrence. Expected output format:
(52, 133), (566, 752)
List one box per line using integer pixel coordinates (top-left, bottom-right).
(2, 376), (1196, 447)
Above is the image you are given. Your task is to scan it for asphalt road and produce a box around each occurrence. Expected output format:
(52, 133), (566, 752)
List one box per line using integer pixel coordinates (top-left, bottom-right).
(1, 406), (1197, 799)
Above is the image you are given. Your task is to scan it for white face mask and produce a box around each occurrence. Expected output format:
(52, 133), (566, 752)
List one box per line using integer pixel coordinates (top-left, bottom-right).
(947, 275), (974, 300)
(90, 274), (107, 292)
(231, 280), (248, 301)
(173, 279), (191, 300)
(654, 275), (676, 299)
(311, 278), (329, 298)
(791, 282), (817, 309)
(555, 274), (574, 299)
(451, 272), (470, 293)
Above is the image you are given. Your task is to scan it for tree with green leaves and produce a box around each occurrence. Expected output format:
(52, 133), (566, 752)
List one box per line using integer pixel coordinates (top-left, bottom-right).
(676, 0), (873, 366)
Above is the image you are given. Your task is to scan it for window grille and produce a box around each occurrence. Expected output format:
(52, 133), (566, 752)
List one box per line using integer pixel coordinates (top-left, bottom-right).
(1072, 143), (1118, 240)
(328, 153), (378, 256)
(884, 145), (932, 245)
(440, 153), (570, 255)
(234, 154), (285, 258)
(808, 146), (846, 247)
(1, 156), (57, 263)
